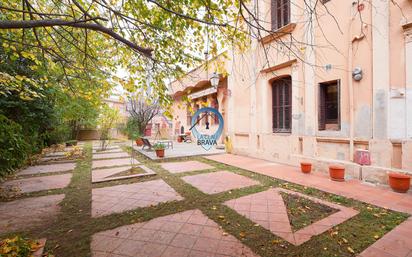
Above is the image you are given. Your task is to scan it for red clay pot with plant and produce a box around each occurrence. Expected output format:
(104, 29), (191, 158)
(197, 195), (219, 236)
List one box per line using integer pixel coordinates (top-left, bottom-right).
(388, 173), (411, 193)
(329, 165), (345, 182)
(135, 138), (144, 146)
(155, 149), (165, 158)
(300, 162), (312, 174)
(177, 136), (183, 143)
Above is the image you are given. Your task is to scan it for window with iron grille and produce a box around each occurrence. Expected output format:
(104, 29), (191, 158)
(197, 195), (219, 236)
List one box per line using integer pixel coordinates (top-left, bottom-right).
(319, 80), (340, 131)
(272, 77), (292, 133)
(271, 0), (290, 31)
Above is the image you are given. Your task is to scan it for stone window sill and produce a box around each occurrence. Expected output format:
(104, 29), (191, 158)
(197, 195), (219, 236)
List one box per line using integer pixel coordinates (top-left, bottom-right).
(260, 23), (297, 45)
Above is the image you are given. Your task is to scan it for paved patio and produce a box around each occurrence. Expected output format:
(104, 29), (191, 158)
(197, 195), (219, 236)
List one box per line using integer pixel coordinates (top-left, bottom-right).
(206, 154), (412, 257)
(161, 161), (214, 174)
(92, 179), (183, 217)
(92, 152), (131, 160)
(92, 165), (156, 183)
(92, 158), (138, 169)
(17, 162), (76, 175)
(224, 188), (358, 245)
(2, 144), (412, 257)
(133, 141), (225, 160)
(91, 209), (258, 257)
(0, 194), (65, 233)
(182, 170), (259, 194)
(0, 173), (72, 194)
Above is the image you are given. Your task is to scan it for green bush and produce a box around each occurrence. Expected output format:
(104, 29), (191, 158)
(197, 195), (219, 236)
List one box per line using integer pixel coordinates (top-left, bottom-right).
(123, 116), (141, 139)
(0, 115), (30, 176)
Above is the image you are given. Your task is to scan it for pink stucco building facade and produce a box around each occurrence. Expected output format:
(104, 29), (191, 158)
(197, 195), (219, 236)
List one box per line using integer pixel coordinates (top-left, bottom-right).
(170, 0), (412, 185)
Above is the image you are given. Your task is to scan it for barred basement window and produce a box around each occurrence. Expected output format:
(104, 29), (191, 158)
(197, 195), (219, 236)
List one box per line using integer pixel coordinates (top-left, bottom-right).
(319, 80), (340, 131)
(271, 0), (290, 31)
(272, 76), (292, 133)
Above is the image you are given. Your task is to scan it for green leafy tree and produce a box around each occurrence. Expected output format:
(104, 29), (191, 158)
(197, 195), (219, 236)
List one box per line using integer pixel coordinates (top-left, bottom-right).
(0, 0), (248, 107)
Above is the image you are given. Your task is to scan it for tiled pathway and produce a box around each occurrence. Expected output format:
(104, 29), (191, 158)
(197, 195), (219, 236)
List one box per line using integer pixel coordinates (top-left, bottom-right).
(92, 158), (137, 169)
(225, 188), (358, 245)
(0, 194), (65, 233)
(93, 148), (123, 154)
(92, 179), (183, 217)
(92, 152), (131, 160)
(92, 165), (156, 183)
(206, 154), (412, 214)
(206, 154), (412, 257)
(182, 170), (259, 194)
(18, 162), (76, 176)
(161, 161), (214, 174)
(0, 173), (72, 194)
(91, 209), (259, 257)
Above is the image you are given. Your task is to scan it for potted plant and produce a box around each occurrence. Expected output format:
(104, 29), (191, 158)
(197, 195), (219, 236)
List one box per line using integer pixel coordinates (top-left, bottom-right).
(177, 135), (183, 143)
(300, 162), (312, 174)
(388, 173), (411, 193)
(132, 132), (143, 146)
(153, 143), (166, 158)
(329, 165), (345, 182)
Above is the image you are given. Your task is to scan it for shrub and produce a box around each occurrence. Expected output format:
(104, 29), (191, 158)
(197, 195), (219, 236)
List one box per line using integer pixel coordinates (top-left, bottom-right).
(0, 115), (29, 176)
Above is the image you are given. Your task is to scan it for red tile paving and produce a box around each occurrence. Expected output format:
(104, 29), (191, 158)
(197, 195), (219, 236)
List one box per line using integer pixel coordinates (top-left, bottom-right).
(91, 209), (259, 257)
(0, 194), (65, 233)
(92, 152), (131, 160)
(205, 154), (412, 257)
(92, 179), (183, 217)
(0, 173), (72, 194)
(206, 154), (412, 213)
(92, 158), (139, 169)
(161, 161), (214, 174)
(225, 188), (358, 245)
(182, 171), (259, 194)
(92, 165), (156, 183)
(17, 163), (75, 176)
(93, 148), (123, 154)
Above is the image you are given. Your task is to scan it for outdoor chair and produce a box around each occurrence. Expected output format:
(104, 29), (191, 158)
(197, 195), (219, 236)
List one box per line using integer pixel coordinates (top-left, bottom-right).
(141, 137), (153, 150)
(141, 136), (173, 150)
(182, 132), (192, 143)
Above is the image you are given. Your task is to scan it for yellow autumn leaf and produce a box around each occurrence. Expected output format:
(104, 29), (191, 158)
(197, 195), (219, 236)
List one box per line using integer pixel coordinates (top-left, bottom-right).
(347, 247), (355, 253)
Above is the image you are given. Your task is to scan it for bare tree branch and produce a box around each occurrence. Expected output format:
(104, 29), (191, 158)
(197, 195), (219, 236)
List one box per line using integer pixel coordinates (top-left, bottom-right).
(0, 19), (154, 58)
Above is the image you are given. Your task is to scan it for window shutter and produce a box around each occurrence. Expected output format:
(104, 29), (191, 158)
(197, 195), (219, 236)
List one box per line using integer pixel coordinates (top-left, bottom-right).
(337, 79), (341, 130)
(319, 85), (326, 130)
(285, 81), (291, 130)
(271, 0), (277, 31)
(284, 0), (290, 27)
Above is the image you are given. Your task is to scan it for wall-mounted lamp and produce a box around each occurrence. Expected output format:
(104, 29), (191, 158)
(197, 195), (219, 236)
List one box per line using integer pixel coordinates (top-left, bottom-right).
(210, 72), (220, 89)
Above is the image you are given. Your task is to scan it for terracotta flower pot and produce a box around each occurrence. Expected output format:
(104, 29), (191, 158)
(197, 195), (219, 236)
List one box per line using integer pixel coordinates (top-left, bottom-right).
(135, 138), (144, 146)
(329, 165), (345, 182)
(300, 162), (312, 174)
(388, 173), (411, 193)
(177, 136), (182, 143)
(155, 149), (165, 158)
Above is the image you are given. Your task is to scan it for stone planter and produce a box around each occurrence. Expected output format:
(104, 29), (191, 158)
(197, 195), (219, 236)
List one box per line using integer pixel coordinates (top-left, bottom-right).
(300, 162), (312, 174)
(155, 149), (165, 158)
(388, 173), (411, 193)
(329, 165), (345, 182)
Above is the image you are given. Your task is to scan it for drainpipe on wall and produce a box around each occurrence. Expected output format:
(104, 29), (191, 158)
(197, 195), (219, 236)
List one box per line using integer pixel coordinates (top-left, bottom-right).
(348, 5), (355, 162)
(348, 2), (366, 163)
